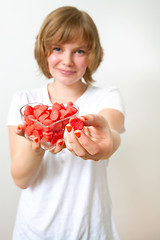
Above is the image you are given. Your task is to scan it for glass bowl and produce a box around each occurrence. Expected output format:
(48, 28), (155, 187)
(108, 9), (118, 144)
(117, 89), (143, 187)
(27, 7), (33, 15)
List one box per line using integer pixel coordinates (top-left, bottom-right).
(20, 102), (79, 151)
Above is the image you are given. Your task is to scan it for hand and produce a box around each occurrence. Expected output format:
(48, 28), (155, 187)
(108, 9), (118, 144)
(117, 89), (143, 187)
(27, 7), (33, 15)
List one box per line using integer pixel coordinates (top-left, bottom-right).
(64, 114), (114, 161)
(16, 124), (64, 154)
(16, 123), (43, 152)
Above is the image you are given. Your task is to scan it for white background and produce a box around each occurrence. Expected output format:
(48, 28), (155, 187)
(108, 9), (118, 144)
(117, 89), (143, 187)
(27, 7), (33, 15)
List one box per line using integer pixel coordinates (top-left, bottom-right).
(0, 0), (160, 239)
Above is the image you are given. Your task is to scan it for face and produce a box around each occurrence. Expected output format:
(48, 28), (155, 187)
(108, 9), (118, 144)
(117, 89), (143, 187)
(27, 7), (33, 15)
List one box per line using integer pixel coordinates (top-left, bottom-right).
(47, 41), (88, 86)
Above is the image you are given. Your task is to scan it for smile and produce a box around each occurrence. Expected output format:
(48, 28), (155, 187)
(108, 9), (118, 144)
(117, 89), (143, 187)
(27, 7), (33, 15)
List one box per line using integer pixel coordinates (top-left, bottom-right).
(57, 68), (76, 76)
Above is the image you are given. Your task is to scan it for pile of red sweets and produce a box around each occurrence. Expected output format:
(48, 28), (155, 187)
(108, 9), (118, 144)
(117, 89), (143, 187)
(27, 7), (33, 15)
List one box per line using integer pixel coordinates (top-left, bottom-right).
(23, 102), (84, 145)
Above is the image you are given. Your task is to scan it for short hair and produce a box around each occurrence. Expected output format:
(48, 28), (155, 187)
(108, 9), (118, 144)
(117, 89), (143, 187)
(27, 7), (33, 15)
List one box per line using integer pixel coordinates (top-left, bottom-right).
(34, 6), (103, 85)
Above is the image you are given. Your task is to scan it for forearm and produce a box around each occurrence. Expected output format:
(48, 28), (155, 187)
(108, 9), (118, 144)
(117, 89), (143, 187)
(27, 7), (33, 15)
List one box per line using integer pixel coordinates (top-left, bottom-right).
(98, 109), (123, 160)
(110, 129), (121, 156)
(11, 140), (44, 189)
(100, 129), (121, 160)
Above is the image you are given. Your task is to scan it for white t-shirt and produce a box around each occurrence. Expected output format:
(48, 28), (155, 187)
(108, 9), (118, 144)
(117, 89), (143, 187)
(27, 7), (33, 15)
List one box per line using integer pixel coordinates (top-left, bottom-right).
(7, 84), (125, 240)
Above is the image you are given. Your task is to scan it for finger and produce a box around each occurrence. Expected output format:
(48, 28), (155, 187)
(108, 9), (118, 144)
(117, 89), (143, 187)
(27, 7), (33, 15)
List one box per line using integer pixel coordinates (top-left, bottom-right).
(64, 125), (88, 157)
(15, 123), (26, 136)
(56, 139), (64, 152)
(64, 127), (76, 153)
(50, 139), (64, 154)
(80, 114), (107, 129)
(32, 137), (42, 152)
(63, 124), (73, 147)
(74, 130), (100, 156)
(66, 129), (100, 161)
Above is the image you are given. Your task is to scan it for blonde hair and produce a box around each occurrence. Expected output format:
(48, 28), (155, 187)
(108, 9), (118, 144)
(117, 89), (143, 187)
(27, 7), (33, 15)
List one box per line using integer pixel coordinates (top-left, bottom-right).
(34, 6), (103, 85)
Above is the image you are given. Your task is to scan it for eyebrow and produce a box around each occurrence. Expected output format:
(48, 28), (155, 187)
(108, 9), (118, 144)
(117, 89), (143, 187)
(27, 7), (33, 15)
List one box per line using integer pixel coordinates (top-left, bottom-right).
(74, 45), (88, 49)
(51, 43), (88, 51)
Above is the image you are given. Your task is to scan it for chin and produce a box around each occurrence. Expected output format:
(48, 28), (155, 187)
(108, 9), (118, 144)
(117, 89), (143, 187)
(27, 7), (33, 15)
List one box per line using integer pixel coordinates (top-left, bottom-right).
(59, 78), (82, 86)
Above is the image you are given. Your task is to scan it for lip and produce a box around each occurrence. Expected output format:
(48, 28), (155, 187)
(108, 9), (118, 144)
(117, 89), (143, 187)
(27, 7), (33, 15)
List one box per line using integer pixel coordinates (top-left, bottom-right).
(57, 68), (76, 76)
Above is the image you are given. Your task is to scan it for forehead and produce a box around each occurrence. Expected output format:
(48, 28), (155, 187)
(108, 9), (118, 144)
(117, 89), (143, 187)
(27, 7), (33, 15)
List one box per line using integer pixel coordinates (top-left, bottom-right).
(54, 31), (88, 44)
(49, 23), (92, 48)
(56, 40), (88, 48)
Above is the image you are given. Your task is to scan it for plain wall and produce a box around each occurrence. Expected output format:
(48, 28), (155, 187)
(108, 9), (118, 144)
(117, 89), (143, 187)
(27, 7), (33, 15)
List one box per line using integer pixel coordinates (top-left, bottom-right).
(1, 0), (160, 239)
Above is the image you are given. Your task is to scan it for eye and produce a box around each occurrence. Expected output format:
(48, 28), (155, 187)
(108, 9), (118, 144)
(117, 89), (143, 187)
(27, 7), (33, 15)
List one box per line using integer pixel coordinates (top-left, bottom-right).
(53, 47), (61, 52)
(75, 49), (85, 54)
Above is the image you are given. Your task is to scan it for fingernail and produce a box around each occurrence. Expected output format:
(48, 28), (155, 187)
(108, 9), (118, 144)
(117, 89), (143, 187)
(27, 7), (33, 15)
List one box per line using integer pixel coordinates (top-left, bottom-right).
(81, 116), (87, 120)
(74, 131), (81, 138)
(17, 124), (22, 131)
(66, 125), (72, 133)
(34, 137), (39, 143)
(58, 140), (63, 146)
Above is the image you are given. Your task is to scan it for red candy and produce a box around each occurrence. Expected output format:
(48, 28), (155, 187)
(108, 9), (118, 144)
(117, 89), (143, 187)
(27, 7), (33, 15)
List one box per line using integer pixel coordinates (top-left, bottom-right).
(24, 115), (36, 125)
(50, 109), (59, 121)
(25, 125), (34, 136)
(69, 116), (84, 131)
(38, 112), (50, 123)
(43, 131), (53, 142)
(34, 108), (44, 119)
(23, 102), (78, 147)
(33, 130), (43, 140)
(66, 102), (78, 115)
(24, 105), (34, 116)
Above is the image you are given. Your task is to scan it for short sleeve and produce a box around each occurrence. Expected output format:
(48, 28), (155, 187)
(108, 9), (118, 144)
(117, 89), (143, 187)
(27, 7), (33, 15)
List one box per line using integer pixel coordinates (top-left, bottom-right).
(95, 86), (126, 133)
(6, 91), (28, 126)
(96, 86), (126, 116)
(6, 84), (49, 126)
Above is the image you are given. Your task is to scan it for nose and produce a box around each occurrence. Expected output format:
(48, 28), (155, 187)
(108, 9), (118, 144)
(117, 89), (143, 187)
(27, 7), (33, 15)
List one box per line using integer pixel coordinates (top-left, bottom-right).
(62, 51), (73, 67)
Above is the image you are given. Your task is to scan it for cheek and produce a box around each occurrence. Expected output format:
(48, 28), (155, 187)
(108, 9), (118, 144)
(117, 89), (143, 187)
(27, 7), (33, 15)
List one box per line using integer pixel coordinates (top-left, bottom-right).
(47, 53), (59, 67)
(78, 58), (88, 70)
(82, 61), (88, 74)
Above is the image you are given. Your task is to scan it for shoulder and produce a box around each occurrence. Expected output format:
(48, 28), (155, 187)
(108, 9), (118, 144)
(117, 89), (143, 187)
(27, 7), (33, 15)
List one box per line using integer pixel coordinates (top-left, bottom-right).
(87, 85), (123, 104)
(12, 84), (47, 105)
(87, 85), (125, 116)
(87, 85), (120, 96)
(6, 84), (48, 126)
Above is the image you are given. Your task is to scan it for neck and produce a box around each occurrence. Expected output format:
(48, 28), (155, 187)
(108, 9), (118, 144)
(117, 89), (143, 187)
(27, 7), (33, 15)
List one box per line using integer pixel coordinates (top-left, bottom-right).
(48, 80), (88, 104)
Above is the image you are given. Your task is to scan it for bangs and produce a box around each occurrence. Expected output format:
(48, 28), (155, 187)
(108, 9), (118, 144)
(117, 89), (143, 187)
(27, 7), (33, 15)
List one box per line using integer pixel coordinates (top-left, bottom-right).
(45, 17), (94, 53)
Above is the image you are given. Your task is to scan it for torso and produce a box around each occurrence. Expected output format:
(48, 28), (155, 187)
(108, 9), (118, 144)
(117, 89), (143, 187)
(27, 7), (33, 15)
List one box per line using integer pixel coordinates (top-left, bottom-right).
(47, 80), (88, 104)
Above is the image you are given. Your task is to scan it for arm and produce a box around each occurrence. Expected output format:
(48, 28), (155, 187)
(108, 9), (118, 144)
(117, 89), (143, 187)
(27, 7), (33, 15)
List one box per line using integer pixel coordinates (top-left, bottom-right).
(8, 125), (45, 189)
(64, 109), (124, 161)
(8, 125), (64, 189)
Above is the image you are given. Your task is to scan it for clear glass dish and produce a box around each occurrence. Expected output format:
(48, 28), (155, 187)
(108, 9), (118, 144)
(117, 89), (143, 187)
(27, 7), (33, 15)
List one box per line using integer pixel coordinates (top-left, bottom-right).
(20, 103), (78, 151)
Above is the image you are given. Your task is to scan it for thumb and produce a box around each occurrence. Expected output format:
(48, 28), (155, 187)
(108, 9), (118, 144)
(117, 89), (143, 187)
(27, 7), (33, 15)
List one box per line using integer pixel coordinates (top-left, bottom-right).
(32, 137), (42, 151)
(15, 123), (26, 136)
(80, 114), (108, 129)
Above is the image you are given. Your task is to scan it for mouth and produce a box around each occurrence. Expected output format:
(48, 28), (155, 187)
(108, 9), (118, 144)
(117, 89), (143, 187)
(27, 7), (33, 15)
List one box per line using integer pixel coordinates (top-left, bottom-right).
(57, 68), (76, 76)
